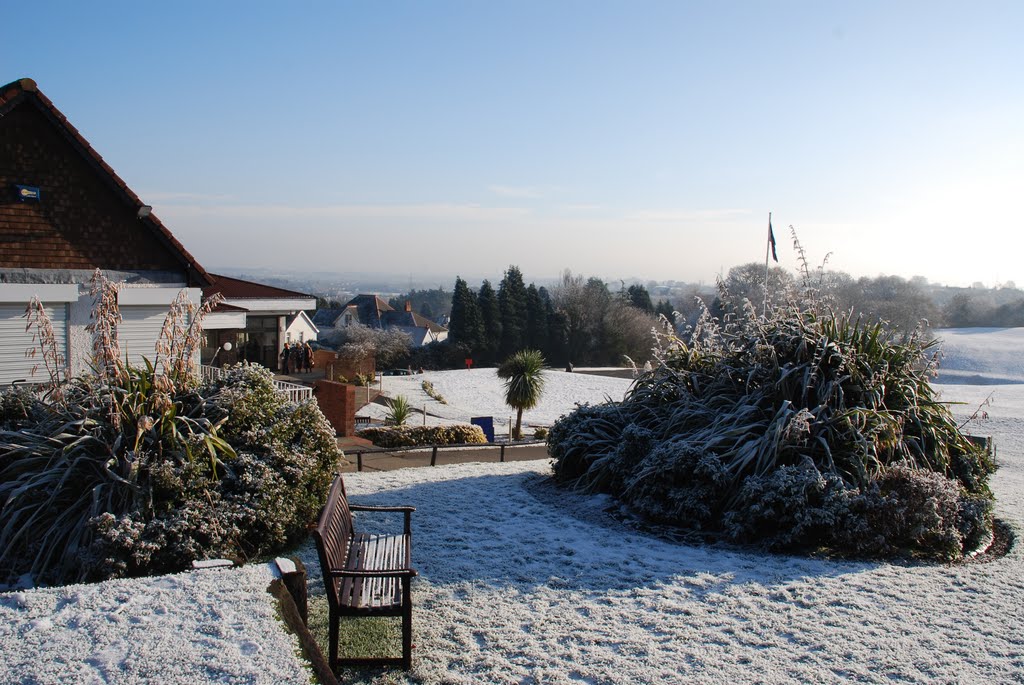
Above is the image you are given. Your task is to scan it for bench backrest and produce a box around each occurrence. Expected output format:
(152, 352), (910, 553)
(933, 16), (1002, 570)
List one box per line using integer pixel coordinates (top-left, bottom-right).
(314, 473), (355, 604)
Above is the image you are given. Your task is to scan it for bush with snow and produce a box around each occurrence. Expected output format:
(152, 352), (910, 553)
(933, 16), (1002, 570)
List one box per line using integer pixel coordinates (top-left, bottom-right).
(549, 274), (997, 561)
(357, 424), (487, 447)
(0, 364), (341, 585)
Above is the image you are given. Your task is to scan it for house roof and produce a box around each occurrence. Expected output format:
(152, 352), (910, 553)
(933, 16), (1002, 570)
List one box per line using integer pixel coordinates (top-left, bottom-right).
(0, 78), (212, 286)
(204, 273), (313, 300)
(341, 294), (394, 328)
(285, 310), (319, 334)
(211, 301), (249, 313)
(312, 307), (346, 327)
(382, 309), (448, 334)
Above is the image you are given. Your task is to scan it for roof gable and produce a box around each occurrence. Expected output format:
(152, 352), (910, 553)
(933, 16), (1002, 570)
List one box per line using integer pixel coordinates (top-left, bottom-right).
(341, 294), (394, 328)
(312, 307), (346, 327)
(381, 309), (448, 333)
(204, 273), (313, 299)
(0, 78), (211, 285)
(285, 310), (319, 333)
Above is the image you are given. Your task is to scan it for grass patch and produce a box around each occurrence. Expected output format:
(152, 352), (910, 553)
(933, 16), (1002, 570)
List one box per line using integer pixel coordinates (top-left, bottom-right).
(306, 594), (405, 680)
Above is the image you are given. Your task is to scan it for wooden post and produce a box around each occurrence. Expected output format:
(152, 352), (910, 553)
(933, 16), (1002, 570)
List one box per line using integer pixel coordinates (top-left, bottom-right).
(275, 557), (308, 624)
(500, 443), (506, 462)
(357, 452), (363, 472)
(431, 445), (438, 466)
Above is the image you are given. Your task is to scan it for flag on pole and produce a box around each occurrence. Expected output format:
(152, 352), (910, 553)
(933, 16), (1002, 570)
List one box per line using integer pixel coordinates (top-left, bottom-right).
(768, 217), (778, 263)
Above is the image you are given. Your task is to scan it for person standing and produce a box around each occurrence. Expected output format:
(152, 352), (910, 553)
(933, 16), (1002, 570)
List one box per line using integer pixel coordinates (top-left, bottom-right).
(280, 342), (291, 374)
(302, 341), (314, 373)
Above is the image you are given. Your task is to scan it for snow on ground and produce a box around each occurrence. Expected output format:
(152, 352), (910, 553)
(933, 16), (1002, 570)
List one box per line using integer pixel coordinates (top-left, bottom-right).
(933, 327), (1024, 385)
(0, 563), (311, 684)
(364, 368), (633, 434)
(2, 332), (1023, 684)
(295, 444), (1024, 685)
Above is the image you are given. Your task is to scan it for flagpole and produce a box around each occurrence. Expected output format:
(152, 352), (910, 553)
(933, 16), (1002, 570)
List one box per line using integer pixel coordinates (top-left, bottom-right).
(763, 211), (772, 318)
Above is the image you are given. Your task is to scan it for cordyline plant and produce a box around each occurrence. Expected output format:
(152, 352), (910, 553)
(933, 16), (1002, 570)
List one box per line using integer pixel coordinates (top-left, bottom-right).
(549, 232), (996, 560)
(498, 349), (546, 440)
(385, 394), (412, 426)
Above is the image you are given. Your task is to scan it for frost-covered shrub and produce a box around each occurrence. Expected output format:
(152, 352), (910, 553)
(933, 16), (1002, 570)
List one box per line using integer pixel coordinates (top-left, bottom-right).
(723, 458), (855, 550)
(0, 386), (34, 432)
(623, 439), (731, 530)
(581, 424), (657, 495)
(840, 465), (985, 560)
(548, 243), (997, 561)
(548, 403), (629, 483)
(357, 424), (487, 447)
(421, 380), (447, 404)
(0, 363), (342, 585)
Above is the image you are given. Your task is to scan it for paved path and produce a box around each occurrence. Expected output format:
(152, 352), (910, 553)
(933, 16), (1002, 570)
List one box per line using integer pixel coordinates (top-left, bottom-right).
(337, 443), (550, 473)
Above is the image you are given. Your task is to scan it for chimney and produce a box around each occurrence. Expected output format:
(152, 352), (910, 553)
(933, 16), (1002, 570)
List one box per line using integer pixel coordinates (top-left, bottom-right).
(405, 300), (412, 312)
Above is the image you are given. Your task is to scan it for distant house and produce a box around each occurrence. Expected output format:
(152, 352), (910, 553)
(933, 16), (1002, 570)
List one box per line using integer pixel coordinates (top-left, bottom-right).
(285, 311), (319, 345)
(202, 274), (316, 369)
(0, 77), (312, 382)
(313, 294), (448, 347)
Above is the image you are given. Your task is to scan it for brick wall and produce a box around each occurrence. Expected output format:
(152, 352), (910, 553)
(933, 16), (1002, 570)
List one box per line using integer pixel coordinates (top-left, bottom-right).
(315, 349), (375, 383)
(314, 380), (356, 437)
(0, 97), (184, 272)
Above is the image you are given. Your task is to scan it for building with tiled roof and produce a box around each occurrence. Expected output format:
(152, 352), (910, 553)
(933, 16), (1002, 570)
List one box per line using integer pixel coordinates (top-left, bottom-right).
(0, 77), (313, 381)
(314, 295), (448, 347)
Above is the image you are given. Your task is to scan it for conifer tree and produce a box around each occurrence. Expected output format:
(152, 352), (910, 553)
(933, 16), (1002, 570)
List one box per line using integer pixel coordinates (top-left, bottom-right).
(477, 279), (502, 364)
(540, 286), (566, 363)
(654, 299), (675, 322)
(498, 265), (528, 357)
(448, 277), (483, 353)
(626, 284), (654, 313)
(525, 283), (548, 353)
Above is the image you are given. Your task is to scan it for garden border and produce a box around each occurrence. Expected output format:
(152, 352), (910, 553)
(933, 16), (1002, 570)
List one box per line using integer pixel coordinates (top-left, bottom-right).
(344, 439), (548, 471)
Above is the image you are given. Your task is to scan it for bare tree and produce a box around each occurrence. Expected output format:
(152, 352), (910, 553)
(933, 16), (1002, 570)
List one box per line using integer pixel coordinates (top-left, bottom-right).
(320, 324), (412, 368)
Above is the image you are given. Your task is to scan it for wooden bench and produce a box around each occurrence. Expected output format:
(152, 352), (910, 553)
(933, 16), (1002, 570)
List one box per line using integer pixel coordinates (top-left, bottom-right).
(313, 472), (417, 670)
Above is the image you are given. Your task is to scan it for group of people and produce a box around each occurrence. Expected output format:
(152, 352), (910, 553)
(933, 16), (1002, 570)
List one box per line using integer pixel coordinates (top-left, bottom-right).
(279, 341), (314, 375)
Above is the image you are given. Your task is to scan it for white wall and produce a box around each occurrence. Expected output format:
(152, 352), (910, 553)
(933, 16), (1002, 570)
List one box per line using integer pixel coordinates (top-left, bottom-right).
(1, 281), (202, 383)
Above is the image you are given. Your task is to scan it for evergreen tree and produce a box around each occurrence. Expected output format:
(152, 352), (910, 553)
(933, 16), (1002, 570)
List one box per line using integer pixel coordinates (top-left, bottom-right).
(539, 286), (566, 363)
(448, 277), (483, 353)
(626, 284), (654, 313)
(654, 299), (675, 321)
(477, 279), (502, 364)
(388, 287), (453, 319)
(498, 266), (528, 357)
(525, 283), (548, 353)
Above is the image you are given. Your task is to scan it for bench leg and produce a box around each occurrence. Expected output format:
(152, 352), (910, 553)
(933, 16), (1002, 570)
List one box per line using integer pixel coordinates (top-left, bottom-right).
(328, 606), (339, 672)
(402, 577), (413, 670)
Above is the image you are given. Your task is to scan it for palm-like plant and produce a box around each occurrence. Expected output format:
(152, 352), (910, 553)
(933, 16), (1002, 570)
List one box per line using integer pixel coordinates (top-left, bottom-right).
(385, 395), (412, 426)
(497, 349), (546, 440)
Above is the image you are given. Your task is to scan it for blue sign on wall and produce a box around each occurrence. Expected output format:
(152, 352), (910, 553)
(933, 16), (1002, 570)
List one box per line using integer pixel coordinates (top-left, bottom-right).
(15, 185), (41, 201)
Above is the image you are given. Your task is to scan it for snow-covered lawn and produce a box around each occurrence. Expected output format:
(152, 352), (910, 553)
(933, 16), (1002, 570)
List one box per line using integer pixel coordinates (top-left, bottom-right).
(362, 368), (633, 435)
(1, 331), (1023, 683)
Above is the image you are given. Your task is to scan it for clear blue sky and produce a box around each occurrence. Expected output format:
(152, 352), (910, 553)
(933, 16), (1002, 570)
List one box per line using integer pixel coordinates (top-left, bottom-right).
(4, 1), (1022, 287)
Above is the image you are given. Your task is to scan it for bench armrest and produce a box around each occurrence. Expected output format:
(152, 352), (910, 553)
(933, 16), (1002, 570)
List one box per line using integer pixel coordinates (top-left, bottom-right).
(326, 568), (418, 579)
(349, 505), (415, 535)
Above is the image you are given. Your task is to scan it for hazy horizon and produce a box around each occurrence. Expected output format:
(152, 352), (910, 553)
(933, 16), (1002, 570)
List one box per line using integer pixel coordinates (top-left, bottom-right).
(5, 2), (1021, 288)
